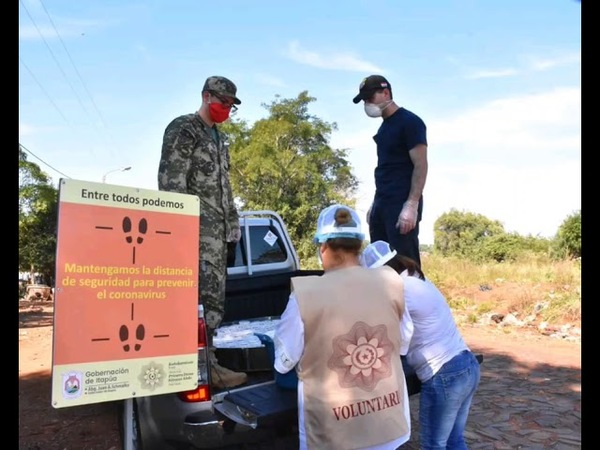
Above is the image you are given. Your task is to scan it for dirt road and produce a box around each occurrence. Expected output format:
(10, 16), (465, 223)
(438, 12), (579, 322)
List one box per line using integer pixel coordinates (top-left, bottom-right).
(19, 302), (581, 449)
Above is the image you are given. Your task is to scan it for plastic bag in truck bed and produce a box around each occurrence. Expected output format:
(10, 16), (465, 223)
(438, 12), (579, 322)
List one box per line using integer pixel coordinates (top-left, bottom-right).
(213, 317), (281, 372)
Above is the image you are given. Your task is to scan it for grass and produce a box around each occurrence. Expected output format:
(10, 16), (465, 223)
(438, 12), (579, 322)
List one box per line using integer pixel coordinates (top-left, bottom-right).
(423, 253), (581, 327)
(301, 251), (581, 328)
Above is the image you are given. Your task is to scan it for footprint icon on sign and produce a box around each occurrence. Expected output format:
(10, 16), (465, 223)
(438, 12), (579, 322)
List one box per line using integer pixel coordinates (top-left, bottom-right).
(121, 216), (148, 264)
(122, 217), (148, 245)
(119, 323), (145, 352)
(122, 217), (133, 244)
(137, 218), (147, 244)
(91, 302), (170, 350)
(95, 216), (171, 265)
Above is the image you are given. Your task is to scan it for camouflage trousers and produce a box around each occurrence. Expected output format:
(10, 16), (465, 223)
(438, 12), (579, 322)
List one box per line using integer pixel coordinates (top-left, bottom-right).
(199, 236), (228, 343)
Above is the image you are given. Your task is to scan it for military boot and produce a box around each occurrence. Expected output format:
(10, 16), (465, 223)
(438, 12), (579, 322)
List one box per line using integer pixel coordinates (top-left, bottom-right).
(209, 348), (248, 389)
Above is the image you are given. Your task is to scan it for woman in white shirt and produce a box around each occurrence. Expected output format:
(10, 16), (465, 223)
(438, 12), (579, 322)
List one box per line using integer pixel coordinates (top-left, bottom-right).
(361, 241), (480, 450)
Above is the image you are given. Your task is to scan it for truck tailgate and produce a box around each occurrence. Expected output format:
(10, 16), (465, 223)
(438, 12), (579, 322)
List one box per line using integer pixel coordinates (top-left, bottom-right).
(214, 382), (297, 429)
(216, 354), (484, 430)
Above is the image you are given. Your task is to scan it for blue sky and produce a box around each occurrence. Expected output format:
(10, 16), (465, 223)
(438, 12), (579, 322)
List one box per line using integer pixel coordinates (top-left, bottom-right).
(19, 0), (581, 245)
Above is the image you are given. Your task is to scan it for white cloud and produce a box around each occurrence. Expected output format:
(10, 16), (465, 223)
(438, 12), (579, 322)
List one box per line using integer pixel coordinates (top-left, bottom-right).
(254, 73), (286, 88)
(19, 122), (61, 138)
(333, 86), (580, 245)
(19, 0), (115, 42)
(19, 122), (36, 137)
(19, 25), (55, 40)
(133, 43), (152, 62)
(424, 161), (580, 241)
(284, 41), (384, 73)
(18, 19), (101, 41)
(528, 52), (581, 71)
(465, 68), (519, 80)
(463, 51), (580, 80)
(428, 88), (581, 241)
(429, 87), (580, 160)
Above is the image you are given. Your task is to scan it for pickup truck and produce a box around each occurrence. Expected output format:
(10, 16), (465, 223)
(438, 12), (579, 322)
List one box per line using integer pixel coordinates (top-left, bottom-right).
(126, 210), (481, 450)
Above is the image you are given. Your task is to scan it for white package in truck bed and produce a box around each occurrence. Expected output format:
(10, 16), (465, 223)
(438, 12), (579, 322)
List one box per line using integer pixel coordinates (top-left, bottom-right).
(214, 318), (279, 349)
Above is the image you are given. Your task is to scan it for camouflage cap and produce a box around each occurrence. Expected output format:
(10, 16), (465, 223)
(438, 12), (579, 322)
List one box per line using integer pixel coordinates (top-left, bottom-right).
(202, 76), (241, 105)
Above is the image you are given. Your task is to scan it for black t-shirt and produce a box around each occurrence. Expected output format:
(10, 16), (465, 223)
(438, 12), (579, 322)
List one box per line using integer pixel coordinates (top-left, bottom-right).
(373, 107), (427, 201)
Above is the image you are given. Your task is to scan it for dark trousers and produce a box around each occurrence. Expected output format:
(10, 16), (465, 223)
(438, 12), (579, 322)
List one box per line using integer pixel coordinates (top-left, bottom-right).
(369, 199), (422, 266)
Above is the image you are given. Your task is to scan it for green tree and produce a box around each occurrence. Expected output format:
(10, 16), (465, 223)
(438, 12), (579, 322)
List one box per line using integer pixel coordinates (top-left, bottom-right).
(433, 209), (505, 258)
(221, 92), (359, 263)
(552, 210), (581, 259)
(19, 146), (59, 285)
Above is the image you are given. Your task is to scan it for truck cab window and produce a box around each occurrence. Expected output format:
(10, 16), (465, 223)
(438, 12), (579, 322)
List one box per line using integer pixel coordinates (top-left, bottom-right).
(227, 225), (287, 267)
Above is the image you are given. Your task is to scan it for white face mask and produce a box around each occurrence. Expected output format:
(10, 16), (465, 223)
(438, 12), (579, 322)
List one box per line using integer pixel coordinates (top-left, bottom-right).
(364, 100), (392, 118)
(317, 247), (323, 267)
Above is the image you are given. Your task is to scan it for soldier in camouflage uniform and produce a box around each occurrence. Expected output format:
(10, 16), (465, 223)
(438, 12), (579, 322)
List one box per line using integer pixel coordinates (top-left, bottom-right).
(157, 76), (247, 388)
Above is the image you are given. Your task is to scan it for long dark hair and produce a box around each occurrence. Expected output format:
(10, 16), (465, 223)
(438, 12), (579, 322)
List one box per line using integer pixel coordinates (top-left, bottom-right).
(385, 253), (426, 280)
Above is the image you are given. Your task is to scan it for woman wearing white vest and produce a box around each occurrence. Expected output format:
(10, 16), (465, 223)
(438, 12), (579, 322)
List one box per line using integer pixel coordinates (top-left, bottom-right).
(361, 240), (481, 450)
(273, 204), (413, 450)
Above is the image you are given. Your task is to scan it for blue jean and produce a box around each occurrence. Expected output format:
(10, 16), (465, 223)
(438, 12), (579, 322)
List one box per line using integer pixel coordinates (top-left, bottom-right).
(418, 350), (481, 449)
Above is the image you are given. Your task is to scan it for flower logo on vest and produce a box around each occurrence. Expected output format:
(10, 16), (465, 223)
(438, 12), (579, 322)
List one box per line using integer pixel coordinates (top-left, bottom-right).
(328, 321), (394, 392)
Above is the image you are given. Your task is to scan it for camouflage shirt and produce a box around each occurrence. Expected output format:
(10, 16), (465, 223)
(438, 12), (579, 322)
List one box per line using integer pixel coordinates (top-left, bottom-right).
(158, 113), (239, 242)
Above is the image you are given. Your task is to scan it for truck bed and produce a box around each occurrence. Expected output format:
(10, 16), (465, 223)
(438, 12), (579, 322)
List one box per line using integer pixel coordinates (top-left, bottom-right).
(222, 269), (324, 323)
(213, 268), (484, 431)
(215, 269), (322, 383)
(210, 269), (321, 429)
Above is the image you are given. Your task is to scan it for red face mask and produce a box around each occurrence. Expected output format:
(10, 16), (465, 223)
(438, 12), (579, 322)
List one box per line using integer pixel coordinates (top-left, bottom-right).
(209, 102), (231, 123)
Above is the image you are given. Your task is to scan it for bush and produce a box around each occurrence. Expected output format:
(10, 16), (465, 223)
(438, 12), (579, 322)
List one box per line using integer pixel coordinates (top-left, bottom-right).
(433, 209), (505, 258)
(551, 210), (581, 259)
(473, 233), (552, 262)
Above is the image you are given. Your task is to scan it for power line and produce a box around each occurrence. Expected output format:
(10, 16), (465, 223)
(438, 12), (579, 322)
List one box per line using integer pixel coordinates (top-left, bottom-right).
(19, 143), (71, 180)
(38, 0), (113, 136)
(19, 0), (93, 121)
(19, 56), (70, 124)
(20, 0), (123, 164)
(18, 4), (138, 199)
(20, 55), (108, 144)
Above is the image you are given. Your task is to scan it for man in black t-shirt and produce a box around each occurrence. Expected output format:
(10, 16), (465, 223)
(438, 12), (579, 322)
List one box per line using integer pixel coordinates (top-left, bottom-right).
(353, 75), (428, 266)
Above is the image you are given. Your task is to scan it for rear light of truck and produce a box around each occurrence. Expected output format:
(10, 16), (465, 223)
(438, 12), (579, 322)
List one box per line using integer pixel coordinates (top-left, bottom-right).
(197, 309), (207, 347)
(177, 305), (211, 403)
(178, 383), (210, 402)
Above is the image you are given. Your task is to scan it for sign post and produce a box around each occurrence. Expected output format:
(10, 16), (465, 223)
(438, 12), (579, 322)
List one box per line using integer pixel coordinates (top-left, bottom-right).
(124, 398), (134, 450)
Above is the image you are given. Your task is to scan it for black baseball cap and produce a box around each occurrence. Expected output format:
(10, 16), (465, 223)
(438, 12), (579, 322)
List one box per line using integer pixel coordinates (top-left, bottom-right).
(352, 75), (391, 104)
